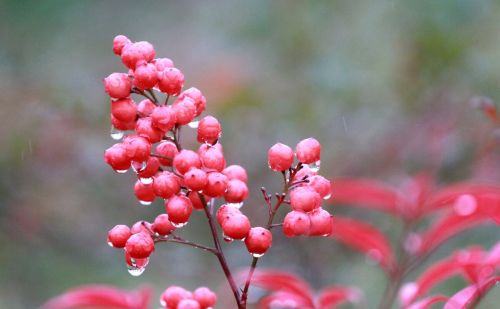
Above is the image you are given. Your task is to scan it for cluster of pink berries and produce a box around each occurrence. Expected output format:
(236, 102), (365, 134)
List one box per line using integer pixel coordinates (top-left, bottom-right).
(160, 286), (217, 309)
(267, 139), (333, 237)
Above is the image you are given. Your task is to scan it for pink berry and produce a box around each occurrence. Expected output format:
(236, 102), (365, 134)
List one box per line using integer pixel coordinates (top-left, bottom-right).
(178, 299), (201, 309)
(295, 137), (321, 164)
(268, 143), (294, 171)
(155, 141), (179, 166)
(203, 172), (228, 197)
(166, 195), (193, 224)
(153, 171), (181, 199)
(107, 225), (131, 248)
(111, 98), (137, 123)
(135, 117), (164, 143)
(193, 287), (217, 309)
(153, 58), (174, 71)
(172, 97), (196, 125)
(184, 168), (208, 191)
(216, 204), (242, 226)
(137, 156), (160, 179)
(180, 87), (206, 116)
(224, 179), (249, 203)
(245, 227), (272, 255)
(104, 73), (132, 99)
(112, 35), (131, 56)
(125, 232), (155, 259)
(121, 41), (156, 69)
(222, 165), (248, 183)
(197, 116), (222, 144)
(308, 208), (333, 236)
(221, 214), (251, 240)
(157, 67), (184, 95)
(173, 150), (202, 174)
(151, 105), (177, 132)
(111, 114), (136, 131)
(134, 180), (156, 203)
(131, 221), (152, 234)
(153, 214), (176, 236)
(133, 61), (158, 90)
(123, 135), (151, 162)
(308, 175), (331, 199)
(290, 186), (321, 212)
(200, 146), (225, 172)
(137, 99), (156, 117)
(161, 286), (193, 309)
(283, 211), (311, 237)
(104, 143), (131, 172)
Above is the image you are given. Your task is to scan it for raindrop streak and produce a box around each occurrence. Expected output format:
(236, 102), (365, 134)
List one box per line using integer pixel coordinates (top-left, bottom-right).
(172, 222), (187, 228)
(140, 177), (153, 184)
(227, 202), (244, 209)
(188, 120), (199, 129)
(139, 200), (152, 206)
(127, 257), (149, 277)
(132, 161), (147, 173)
(252, 253), (264, 258)
(223, 234), (233, 243)
(308, 160), (321, 172)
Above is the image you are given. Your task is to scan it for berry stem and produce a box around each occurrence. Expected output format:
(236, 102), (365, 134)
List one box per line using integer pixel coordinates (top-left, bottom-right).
(155, 234), (217, 254)
(146, 89), (158, 103)
(131, 87), (156, 104)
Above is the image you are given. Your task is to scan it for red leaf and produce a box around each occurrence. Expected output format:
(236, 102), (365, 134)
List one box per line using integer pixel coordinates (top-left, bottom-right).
(444, 276), (500, 309)
(406, 295), (448, 309)
(317, 285), (363, 309)
(330, 216), (396, 273)
(41, 285), (152, 309)
(258, 291), (314, 309)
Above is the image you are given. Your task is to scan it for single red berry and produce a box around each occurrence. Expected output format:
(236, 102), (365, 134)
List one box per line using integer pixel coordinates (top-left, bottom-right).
(293, 165), (317, 182)
(172, 97), (196, 125)
(177, 299), (201, 309)
(153, 58), (174, 71)
(153, 214), (176, 236)
(134, 180), (156, 204)
(153, 171), (181, 199)
(308, 175), (331, 199)
(161, 286), (193, 309)
(245, 227), (272, 255)
(111, 98), (137, 123)
(155, 141), (179, 166)
(173, 150), (202, 174)
(104, 143), (131, 172)
(295, 137), (321, 164)
(133, 61), (158, 90)
(123, 135), (151, 162)
(125, 232), (155, 259)
(151, 105), (177, 132)
(193, 287), (217, 309)
(224, 179), (249, 203)
(222, 165), (248, 183)
(203, 172), (228, 197)
(137, 99), (156, 117)
(107, 224), (131, 248)
(165, 195), (193, 225)
(216, 204), (242, 226)
(221, 213), (251, 240)
(308, 208), (333, 236)
(136, 156), (160, 179)
(179, 87), (206, 116)
(131, 221), (153, 234)
(197, 116), (222, 144)
(283, 211), (311, 237)
(121, 41), (156, 69)
(184, 168), (208, 191)
(268, 143), (294, 171)
(290, 186), (321, 212)
(200, 146), (225, 172)
(157, 67), (184, 95)
(111, 114), (136, 131)
(112, 35), (131, 56)
(135, 117), (164, 143)
(104, 73), (132, 99)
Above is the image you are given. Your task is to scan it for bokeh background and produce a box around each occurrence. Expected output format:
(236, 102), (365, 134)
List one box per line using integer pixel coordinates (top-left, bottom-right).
(1, 0), (499, 308)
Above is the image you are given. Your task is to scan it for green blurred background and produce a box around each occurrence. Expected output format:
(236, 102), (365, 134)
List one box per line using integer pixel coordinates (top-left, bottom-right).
(1, 1), (499, 308)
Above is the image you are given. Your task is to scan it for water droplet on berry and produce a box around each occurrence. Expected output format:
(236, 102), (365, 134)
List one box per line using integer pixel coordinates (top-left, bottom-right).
(160, 299), (167, 307)
(110, 127), (124, 140)
(321, 233), (330, 237)
(252, 253), (264, 258)
(188, 120), (199, 128)
(453, 194), (477, 216)
(308, 160), (321, 172)
(227, 202), (244, 209)
(323, 193), (332, 200)
(107, 241), (114, 247)
(139, 200), (152, 206)
(127, 257), (149, 276)
(140, 177), (153, 184)
(172, 222), (188, 228)
(116, 169), (128, 174)
(132, 161), (147, 173)
(223, 234), (233, 243)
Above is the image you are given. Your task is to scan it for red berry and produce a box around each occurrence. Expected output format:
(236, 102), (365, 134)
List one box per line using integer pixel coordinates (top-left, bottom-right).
(216, 204), (242, 226)
(104, 143), (131, 172)
(137, 99), (156, 117)
(193, 287), (217, 309)
(121, 41), (156, 69)
(180, 87), (206, 116)
(222, 165), (248, 183)
(155, 141), (178, 166)
(153, 214), (176, 236)
(134, 180), (156, 204)
(111, 98), (137, 122)
(112, 35), (131, 56)
(123, 135), (151, 162)
(131, 221), (153, 234)
(125, 232), (155, 259)
(283, 211), (311, 237)
(104, 73), (132, 99)
(151, 105), (177, 132)
(178, 299), (201, 309)
(308, 175), (331, 199)
(153, 58), (174, 71)
(268, 143), (294, 171)
(107, 225), (131, 248)
(161, 286), (193, 309)
(245, 227), (272, 255)
(111, 114), (136, 131)
(308, 208), (333, 236)
(200, 146), (225, 172)
(133, 61), (158, 90)
(135, 117), (164, 143)
(137, 156), (160, 179)
(173, 150), (202, 174)
(153, 171), (181, 199)
(184, 168), (208, 191)
(157, 67), (184, 95)
(224, 179), (249, 203)
(290, 186), (321, 212)
(221, 214), (251, 240)
(203, 172), (228, 197)
(295, 137), (321, 164)
(165, 195), (193, 225)
(197, 116), (222, 144)
(172, 97), (196, 125)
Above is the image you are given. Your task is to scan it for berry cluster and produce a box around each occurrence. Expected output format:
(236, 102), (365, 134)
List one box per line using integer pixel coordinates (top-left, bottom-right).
(161, 286), (217, 309)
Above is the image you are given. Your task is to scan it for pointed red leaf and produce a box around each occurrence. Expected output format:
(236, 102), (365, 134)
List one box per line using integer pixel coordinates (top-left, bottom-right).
(317, 285), (363, 309)
(406, 295), (448, 309)
(444, 276), (500, 309)
(330, 216), (396, 273)
(258, 291), (314, 309)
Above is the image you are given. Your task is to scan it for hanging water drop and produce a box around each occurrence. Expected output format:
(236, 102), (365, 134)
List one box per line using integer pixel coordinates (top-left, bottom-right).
(139, 200), (152, 206)
(308, 160), (321, 172)
(140, 177), (153, 184)
(110, 127), (124, 140)
(126, 257), (149, 277)
(188, 120), (199, 129)
(223, 233), (234, 243)
(252, 253), (264, 258)
(116, 169), (128, 174)
(132, 160), (147, 173)
(107, 241), (114, 248)
(227, 202), (244, 209)
(172, 222), (187, 228)
(323, 193), (332, 200)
